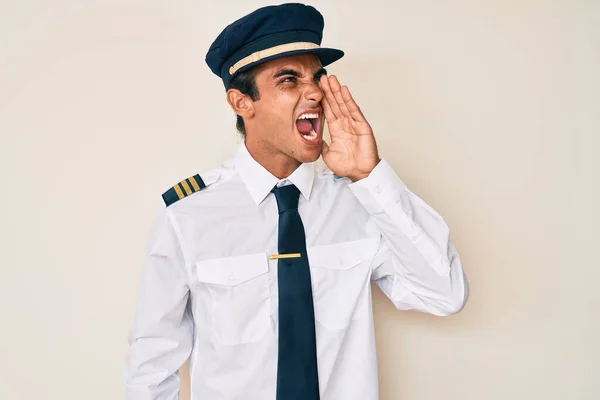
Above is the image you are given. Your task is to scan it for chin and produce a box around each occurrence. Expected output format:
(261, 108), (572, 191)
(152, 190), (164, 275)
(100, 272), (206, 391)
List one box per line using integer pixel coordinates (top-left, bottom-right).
(295, 145), (322, 163)
(292, 128), (323, 163)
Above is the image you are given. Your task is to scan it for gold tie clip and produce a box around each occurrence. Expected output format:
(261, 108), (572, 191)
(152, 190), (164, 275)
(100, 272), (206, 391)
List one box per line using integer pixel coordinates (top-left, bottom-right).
(268, 253), (301, 260)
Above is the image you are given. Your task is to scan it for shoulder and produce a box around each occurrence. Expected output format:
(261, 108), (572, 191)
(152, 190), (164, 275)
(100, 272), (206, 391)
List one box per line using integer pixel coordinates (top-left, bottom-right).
(161, 166), (226, 207)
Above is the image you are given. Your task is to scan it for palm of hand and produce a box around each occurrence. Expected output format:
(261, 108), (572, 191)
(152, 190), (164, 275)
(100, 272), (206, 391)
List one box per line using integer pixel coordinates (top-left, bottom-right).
(319, 75), (379, 181)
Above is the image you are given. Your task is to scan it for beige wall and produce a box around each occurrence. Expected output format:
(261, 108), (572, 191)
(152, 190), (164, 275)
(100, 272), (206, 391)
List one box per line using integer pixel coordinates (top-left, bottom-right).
(1, 0), (598, 399)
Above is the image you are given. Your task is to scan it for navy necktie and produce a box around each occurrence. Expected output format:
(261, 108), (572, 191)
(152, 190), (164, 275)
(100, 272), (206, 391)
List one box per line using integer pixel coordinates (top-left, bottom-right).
(272, 184), (320, 400)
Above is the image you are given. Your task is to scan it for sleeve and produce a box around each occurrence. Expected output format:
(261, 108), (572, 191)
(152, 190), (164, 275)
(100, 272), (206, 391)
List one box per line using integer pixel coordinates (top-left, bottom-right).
(349, 159), (469, 316)
(124, 205), (193, 399)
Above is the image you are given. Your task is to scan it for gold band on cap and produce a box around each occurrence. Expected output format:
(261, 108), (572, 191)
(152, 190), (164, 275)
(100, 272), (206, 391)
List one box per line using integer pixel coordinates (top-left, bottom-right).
(229, 42), (320, 75)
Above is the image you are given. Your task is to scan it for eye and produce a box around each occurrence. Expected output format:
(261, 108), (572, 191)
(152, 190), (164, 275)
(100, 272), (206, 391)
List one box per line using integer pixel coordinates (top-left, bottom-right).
(281, 76), (297, 84)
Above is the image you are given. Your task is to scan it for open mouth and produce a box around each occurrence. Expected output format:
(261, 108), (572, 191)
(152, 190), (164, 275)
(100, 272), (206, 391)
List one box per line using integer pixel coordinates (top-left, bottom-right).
(295, 111), (320, 144)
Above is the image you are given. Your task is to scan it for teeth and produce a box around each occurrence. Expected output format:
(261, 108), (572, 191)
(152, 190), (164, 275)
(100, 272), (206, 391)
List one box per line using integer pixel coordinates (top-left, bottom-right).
(301, 129), (318, 140)
(298, 113), (319, 120)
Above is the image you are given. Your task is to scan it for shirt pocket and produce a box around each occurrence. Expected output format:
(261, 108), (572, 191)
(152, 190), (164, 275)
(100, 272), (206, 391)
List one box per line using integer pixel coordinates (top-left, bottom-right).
(195, 252), (271, 346)
(307, 237), (379, 331)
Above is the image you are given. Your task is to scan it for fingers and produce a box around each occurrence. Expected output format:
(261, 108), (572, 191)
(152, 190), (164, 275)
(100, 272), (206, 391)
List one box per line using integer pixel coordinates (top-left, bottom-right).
(320, 75), (342, 121)
(341, 85), (366, 122)
(328, 76), (352, 118)
(320, 75), (365, 122)
(321, 92), (336, 123)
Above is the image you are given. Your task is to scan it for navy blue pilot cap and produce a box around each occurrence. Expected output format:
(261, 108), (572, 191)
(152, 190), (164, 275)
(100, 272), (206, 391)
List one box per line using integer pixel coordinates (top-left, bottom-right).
(205, 3), (344, 88)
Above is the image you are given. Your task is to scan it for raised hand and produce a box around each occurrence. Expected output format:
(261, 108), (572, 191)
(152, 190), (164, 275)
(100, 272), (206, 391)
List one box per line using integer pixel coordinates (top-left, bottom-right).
(319, 75), (380, 182)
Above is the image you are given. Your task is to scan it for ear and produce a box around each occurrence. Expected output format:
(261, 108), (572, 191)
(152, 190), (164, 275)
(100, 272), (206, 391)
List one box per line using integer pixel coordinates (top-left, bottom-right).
(226, 89), (255, 120)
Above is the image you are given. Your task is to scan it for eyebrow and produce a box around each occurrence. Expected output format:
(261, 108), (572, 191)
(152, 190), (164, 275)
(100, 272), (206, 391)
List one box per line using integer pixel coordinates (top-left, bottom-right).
(273, 68), (301, 79)
(272, 67), (328, 80)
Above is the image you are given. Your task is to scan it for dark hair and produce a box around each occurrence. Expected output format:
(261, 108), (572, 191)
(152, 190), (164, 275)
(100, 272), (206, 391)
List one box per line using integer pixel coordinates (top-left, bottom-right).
(226, 65), (262, 135)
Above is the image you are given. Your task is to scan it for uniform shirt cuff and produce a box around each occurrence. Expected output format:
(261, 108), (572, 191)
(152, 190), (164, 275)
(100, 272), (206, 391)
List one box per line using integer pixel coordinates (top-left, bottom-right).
(348, 159), (408, 214)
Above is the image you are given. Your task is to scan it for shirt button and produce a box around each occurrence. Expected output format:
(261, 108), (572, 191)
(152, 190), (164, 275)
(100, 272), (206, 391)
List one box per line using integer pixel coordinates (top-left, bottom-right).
(228, 275), (236, 281)
(374, 184), (382, 194)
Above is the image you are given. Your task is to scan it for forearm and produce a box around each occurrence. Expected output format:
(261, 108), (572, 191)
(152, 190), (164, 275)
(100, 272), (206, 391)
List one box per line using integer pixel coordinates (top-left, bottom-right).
(125, 208), (195, 398)
(349, 159), (468, 315)
(125, 295), (193, 399)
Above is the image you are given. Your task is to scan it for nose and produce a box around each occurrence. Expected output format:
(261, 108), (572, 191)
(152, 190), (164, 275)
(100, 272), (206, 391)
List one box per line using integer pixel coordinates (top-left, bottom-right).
(303, 81), (324, 103)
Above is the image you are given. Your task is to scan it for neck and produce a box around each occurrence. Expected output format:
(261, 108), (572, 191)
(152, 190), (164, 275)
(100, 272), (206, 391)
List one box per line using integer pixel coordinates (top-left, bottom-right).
(244, 137), (301, 179)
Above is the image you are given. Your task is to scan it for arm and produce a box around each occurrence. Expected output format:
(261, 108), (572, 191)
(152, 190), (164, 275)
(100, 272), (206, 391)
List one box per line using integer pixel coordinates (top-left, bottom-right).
(319, 75), (468, 316)
(349, 159), (468, 315)
(125, 207), (193, 399)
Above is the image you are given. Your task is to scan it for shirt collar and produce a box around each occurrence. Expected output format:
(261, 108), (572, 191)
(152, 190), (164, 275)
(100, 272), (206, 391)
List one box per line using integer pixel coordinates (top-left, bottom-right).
(233, 142), (315, 206)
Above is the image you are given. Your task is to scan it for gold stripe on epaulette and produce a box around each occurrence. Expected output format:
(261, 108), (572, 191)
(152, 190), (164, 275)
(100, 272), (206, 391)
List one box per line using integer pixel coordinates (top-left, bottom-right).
(181, 180), (193, 195)
(174, 184), (185, 200)
(189, 176), (200, 191)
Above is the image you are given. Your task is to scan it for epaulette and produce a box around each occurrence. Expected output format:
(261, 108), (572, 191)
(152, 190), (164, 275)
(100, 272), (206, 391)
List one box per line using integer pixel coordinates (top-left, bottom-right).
(162, 174), (206, 206)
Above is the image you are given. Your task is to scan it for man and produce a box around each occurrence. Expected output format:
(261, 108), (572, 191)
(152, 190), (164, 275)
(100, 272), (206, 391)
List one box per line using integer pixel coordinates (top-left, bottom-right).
(125, 3), (468, 400)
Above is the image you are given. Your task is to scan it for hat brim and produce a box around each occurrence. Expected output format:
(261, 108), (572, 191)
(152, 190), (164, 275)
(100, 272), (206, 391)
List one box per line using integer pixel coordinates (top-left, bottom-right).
(230, 47), (344, 83)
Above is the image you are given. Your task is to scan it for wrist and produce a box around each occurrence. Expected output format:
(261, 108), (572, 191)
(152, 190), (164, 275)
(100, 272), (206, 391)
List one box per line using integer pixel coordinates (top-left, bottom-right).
(348, 158), (381, 182)
(348, 173), (369, 182)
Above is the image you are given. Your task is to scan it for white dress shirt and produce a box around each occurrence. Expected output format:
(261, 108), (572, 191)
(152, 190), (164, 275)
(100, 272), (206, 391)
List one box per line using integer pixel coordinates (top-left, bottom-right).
(124, 143), (468, 400)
